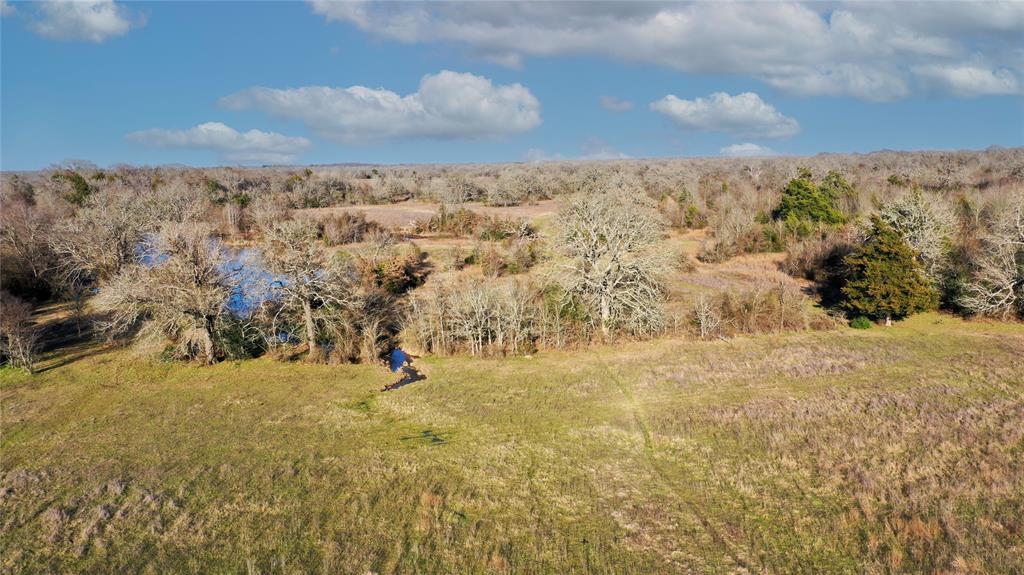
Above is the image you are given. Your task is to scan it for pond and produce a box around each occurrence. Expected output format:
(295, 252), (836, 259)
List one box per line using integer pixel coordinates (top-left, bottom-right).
(221, 248), (276, 315)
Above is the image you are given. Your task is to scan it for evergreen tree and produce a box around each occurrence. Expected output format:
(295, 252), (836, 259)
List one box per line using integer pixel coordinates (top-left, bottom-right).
(773, 171), (846, 225)
(841, 216), (938, 324)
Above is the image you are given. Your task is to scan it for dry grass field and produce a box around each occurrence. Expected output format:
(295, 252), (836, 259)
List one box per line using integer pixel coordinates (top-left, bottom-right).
(2, 312), (1022, 574)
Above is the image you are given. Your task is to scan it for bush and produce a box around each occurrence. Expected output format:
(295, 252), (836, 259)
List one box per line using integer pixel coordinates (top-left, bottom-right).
(715, 283), (810, 335)
(318, 211), (381, 245)
(416, 205), (481, 236)
(849, 316), (872, 329)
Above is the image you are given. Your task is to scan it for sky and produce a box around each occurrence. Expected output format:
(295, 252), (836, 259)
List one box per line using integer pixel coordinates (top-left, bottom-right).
(1, 0), (1022, 170)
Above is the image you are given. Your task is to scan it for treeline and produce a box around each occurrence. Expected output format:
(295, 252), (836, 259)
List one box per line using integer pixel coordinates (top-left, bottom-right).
(1, 149), (1022, 370)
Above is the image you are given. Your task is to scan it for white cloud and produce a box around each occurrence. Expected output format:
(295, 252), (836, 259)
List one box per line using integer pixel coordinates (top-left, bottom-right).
(913, 64), (1022, 97)
(599, 96), (633, 112)
(720, 143), (778, 158)
(650, 92), (800, 139)
(579, 138), (630, 160)
(220, 70), (541, 143)
(32, 1), (140, 42)
(525, 148), (563, 163)
(1, 1), (16, 17)
(525, 139), (630, 163)
(310, 1), (1024, 100)
(126, 122), (312, 165)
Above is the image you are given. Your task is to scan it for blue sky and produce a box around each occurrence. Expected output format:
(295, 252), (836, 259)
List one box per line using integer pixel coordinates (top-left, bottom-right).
(1, 1), (1022, 170)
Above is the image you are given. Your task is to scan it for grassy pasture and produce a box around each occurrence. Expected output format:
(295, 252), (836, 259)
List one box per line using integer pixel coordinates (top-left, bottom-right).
(2, 313), (1022, 574)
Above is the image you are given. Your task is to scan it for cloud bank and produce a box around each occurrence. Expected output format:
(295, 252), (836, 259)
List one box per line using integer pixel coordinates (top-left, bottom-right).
(126, 122), (312, 164)
(220, 70), (541, 143)
(311, 1), (1024, 100)
(720, 143), (778, 158)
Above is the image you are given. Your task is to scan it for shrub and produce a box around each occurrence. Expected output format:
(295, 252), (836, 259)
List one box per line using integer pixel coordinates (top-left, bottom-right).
(51, 170), (95, 206)
(318, 211), (381, 245)
(416, 205), (481, 236)
(715, 283), (810, 335)
(849, 316), (872, 329)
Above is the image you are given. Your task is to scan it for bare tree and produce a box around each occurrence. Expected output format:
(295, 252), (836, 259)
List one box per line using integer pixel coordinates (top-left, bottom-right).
(147, 179), (209, 223)
(555, 176), (668, 338)
(961, 194), (1024, 319)
(260, 220), (356, 359)
(49, 186), (153, 287)
(404, 277), (537, 356)
(0, 198), (55, 295)
(0, 291), (40, 373)
(94, 224), (235, 363)
(692, 294), (721, 339)
(877, 188), (954, 281)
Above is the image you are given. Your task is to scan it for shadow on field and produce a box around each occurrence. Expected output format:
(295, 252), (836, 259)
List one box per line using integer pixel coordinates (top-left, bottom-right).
(382, 366), (426, 392)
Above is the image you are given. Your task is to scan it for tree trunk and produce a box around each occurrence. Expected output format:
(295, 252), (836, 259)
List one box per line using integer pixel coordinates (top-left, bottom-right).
(303, 300), (317, 355)
(599, 292), (611, 340)
(200, 325), (215, 365)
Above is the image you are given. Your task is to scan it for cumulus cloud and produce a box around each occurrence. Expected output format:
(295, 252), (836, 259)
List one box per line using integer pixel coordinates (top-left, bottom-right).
(650, 92), (800, 138)
(913, 64), (1022, 97)
(126, 122), (312, 165)
(720, 143), (778, 158)
(310, 1), (1024, 100)
(220, 70), (541, 143)
(599, 96), (633, 112)
(31, 1), (140, 42)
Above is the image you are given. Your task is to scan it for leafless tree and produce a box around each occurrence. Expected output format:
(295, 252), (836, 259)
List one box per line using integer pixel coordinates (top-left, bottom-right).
(404, 277), (537, 356)
(0, 291), (41, 373)
(877, 188), (954, 281)
(147, 179), (209, 223)
(961, 193), (1024, 319)
(554, 176), (668, 338)
(260, 220), (356, 358)
(49, 186), (153, 287)
(487, 171), (540, 207)
(94, 223), (235, 364)
(692, 294), (721, 339)
(0, 198), (55, 294)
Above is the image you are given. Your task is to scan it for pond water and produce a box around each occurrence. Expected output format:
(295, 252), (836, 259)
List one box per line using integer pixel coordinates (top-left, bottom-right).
(221, 248), (276, 315)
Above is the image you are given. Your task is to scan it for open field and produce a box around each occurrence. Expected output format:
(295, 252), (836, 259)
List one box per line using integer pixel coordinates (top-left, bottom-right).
(2, 314), (1022, 574)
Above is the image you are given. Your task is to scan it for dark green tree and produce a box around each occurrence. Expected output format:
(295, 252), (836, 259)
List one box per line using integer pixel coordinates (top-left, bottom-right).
(52, 170), (95, 206)
(841, 216), (938, 324)
(772, 171), (845, 226)
(819, 170), (855, 201)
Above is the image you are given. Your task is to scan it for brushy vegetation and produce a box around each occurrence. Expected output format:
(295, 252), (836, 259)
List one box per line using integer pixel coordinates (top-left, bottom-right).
(3, 149), (1024, 374)
(1, 312), (1022, 573)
